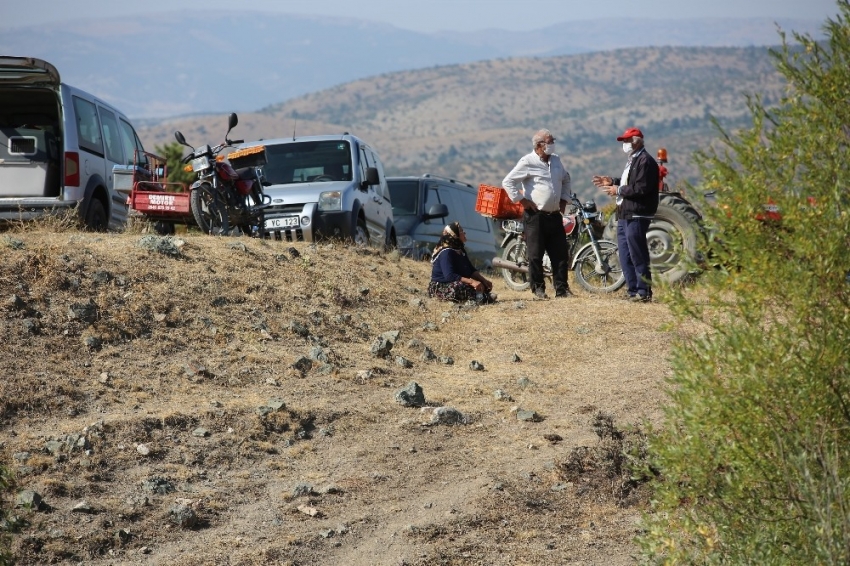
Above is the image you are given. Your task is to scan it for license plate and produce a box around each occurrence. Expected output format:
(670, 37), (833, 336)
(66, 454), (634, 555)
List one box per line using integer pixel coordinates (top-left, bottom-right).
(265, 216), (299, 229)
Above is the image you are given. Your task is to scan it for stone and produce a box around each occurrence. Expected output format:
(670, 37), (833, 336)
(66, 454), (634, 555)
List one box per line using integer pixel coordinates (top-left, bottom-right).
(430, 407), (468, 426)
(395, 382), (425, 407)
(517, 409), (542, 422)
(469, 360), (485, 371)
(15, 490), (42, 509)
(192, 428), (210, 438)
(169, 504), (198, 528)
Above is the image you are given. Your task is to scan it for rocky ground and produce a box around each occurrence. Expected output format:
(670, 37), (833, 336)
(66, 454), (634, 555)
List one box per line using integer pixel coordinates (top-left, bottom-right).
(0, 227), (690, 565)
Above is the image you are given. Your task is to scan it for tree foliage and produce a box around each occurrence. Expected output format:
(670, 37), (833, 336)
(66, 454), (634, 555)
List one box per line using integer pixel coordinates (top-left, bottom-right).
(154, 141), (196, 188)
(0, 463), (13, 566)
(638, 3), (850, 564)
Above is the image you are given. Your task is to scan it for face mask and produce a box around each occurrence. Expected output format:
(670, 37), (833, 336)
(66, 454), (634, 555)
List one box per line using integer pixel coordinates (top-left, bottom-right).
(622, 142), (633, 154)
(544, 143), (555, 156)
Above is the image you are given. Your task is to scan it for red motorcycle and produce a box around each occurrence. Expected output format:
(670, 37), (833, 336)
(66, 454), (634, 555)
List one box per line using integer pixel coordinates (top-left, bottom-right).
(175, 113), (268, 236)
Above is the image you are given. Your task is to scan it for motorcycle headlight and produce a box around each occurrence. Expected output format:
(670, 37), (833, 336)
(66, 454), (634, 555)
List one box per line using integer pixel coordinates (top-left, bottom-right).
(191, 156), (211, 172)
(318, 190), (341, 211)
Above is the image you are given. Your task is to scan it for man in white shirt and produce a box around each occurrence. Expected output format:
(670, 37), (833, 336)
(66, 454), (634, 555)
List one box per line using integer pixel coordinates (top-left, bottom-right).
(502, 129), (573, 299)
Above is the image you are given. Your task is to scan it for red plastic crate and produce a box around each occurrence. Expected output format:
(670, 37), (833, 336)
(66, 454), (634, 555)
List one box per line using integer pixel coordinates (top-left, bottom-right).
(475, 184), (523, 219)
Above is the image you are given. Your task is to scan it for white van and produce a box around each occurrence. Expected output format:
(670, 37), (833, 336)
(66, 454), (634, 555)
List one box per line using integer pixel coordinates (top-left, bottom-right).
(0, 56), (147, 230)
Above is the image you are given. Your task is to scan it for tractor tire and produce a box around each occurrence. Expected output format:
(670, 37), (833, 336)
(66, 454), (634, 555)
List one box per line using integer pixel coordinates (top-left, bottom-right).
(604, 193), (705, 285)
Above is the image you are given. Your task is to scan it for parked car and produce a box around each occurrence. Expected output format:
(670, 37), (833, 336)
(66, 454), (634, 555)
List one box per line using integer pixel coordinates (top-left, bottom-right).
(239, 134), (396, 248)
(0, 56), (148, 230)
(387, 174), (499, 268)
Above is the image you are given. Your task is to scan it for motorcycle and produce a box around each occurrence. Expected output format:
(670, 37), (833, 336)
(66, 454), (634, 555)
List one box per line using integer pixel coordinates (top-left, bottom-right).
(175, 113), (269, 236)
(492, 194), (625, 293)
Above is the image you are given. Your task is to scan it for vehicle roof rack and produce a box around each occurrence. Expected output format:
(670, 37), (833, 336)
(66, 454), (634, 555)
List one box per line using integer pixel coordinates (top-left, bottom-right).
(421, 174), (473, 188)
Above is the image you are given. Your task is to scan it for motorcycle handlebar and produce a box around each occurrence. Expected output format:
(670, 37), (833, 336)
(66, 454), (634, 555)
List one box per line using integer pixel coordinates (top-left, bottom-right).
(228, 139), (244, 145)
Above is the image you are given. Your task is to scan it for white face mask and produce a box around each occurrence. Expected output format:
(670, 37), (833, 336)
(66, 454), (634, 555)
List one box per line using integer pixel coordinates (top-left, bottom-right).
(622, 142), (633, 154)
(544, 143), (555, 156)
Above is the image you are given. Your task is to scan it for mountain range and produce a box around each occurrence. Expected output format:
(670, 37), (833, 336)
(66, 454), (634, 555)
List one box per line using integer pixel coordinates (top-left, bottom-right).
(0, 11), (821, 118)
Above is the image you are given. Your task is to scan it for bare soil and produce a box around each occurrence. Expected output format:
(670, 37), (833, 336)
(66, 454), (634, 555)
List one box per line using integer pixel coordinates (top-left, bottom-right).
(0, 228), (683, 565)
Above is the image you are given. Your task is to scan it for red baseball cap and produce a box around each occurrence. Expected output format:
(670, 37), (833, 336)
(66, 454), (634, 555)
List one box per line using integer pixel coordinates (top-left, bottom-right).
(616, 127), (644, 141)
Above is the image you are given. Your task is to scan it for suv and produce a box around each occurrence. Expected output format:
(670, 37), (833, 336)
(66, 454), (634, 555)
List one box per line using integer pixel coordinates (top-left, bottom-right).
(387, 174), (499, 268)
(242, 134), (396, 247)
(0, 56), (148, 230)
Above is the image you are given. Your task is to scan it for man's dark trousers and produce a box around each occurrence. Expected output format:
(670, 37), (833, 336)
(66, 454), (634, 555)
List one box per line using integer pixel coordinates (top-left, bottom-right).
(524, 210), (570, 295)
(617, 217), (652, 298)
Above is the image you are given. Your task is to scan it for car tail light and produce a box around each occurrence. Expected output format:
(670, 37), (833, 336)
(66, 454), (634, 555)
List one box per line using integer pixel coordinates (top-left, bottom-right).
(65, 152), (80, 186)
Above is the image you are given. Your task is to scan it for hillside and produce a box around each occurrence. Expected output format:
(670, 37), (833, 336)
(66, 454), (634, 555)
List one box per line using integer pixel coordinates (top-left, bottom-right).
(137, 45), (788, 200)
(0, 226), (699, 564)
(0, 11), (820, 117)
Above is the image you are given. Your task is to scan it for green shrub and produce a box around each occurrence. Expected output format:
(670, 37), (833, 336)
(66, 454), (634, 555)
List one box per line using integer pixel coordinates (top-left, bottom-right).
(0, 463), (13, 566)
(638, 4), (850, 564)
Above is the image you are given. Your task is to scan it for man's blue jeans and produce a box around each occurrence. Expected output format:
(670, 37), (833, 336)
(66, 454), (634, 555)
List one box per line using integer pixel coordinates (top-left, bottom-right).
(617, 217), (652, 298)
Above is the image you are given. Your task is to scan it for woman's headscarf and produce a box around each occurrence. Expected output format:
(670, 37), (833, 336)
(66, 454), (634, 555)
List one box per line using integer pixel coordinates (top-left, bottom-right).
(430, 222), (466, 262)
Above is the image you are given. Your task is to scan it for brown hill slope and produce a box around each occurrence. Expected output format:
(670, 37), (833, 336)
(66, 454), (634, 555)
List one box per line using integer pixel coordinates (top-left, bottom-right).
(138, 45), (785, 199)
(0, 226), (702, 564)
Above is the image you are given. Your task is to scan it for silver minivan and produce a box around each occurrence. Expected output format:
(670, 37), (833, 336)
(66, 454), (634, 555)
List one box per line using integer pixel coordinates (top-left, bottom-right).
(0, 56), (147, 230)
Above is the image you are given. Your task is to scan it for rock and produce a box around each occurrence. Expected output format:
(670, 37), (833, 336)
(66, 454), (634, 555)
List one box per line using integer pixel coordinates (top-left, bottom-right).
(15, 490), (42, 510)
(297, 504), (320, 517)
(116, 529), (132, 543)
(370, 337), (393, 358)
(67, 300), (98, 324)
(355, 369), (373, 382)
(469, 360), (485, 371)
(421, 322), (438, 331)
(91, 270), (111, 285)
(288, 246), (300, 258)
(266, 398), (286, 412)
(517, 409), (542, 422)
(291, 356), (313, 374)
(7, 294), (25, 310)
(512, 352), (522, 362)
(292, 483), (314, 497)
(430, 407), (468, 426)
(71, 500), (95, 513)
(229, 242), (248, 252)
(395, 356), (413, 368)
(142, 477), (175, 495)
(420, 347), (437, 362)
(395, 382), (425, 407)
(358, 287), (370, 296)
(407, 339), (424, 349)
(192, 428), (210, 438)
(439, 356), (454, 365)
(517, 377), (532, 389)
(138, 235), (181, 256)
(543, 434), (563, 443)
(98, 372), (111, 384)
(136, 444), (151, 456)
(289, 320), (310, 337)
(494, 389), (514, 402)
(309, 346), (329, 363)
(22, 319), (39, 334)
(169, 504), (198, 528)
(44, 440), (64, 455)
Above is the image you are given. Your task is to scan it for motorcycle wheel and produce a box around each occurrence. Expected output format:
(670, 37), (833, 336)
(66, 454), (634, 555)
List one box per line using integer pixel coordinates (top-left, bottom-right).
(573, 240), (626, 293)
(191, 184), (230, 235)
(501, 238), (531, 292)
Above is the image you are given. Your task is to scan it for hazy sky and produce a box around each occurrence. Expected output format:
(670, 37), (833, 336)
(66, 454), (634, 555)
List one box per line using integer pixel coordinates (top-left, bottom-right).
(1, 0), (843, 32)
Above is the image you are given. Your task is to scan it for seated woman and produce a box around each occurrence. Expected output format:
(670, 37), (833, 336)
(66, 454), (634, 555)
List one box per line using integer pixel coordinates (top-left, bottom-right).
(429, 222), (496, 303)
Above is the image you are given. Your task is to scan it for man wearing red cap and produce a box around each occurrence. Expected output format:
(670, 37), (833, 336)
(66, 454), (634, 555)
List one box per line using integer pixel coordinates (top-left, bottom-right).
(592, 127), (660, 302)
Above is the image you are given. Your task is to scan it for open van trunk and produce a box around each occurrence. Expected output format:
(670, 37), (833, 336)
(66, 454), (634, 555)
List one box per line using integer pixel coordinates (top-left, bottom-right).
(0, 57), (63, 199)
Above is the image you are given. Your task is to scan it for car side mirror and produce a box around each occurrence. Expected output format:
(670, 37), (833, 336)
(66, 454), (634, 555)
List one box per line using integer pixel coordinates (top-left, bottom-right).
(360, 166), (380, 190)
(424, 203), (449, 220)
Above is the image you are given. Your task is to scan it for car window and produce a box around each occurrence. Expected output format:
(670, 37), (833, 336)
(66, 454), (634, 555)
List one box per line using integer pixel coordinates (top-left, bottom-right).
(387, 180), (419, 216)
(263, 140), (351, 184)
(119, 119), (147, 166)
(424, 186), (441, 220)
(72, 96), (103, 157)
(98, 108), (124, 164)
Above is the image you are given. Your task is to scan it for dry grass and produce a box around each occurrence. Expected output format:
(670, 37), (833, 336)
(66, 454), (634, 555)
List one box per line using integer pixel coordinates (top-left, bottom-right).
(0, 228), (695, 565)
